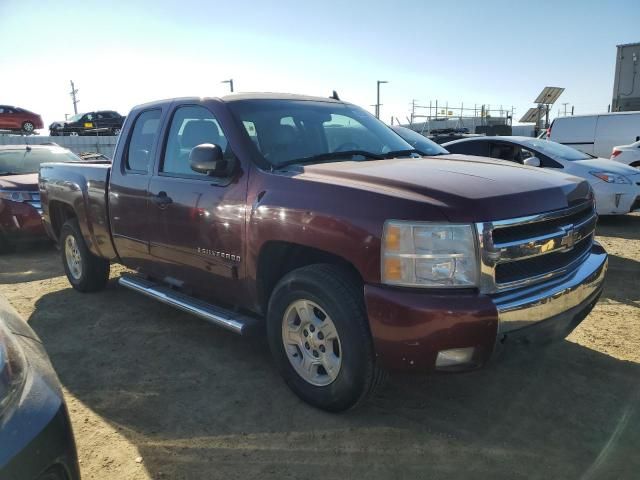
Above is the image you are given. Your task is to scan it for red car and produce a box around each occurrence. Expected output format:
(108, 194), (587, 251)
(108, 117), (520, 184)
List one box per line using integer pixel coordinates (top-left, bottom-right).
(0, 105), (44, 134)
(0, 145), (81, 252)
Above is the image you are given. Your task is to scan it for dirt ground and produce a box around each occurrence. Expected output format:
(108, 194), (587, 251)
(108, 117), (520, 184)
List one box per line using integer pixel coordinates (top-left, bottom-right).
(1, 215), (639, 479)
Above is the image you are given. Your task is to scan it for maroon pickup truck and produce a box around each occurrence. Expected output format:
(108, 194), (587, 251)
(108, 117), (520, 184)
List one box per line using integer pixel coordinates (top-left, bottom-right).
(39, 94), (608, 411)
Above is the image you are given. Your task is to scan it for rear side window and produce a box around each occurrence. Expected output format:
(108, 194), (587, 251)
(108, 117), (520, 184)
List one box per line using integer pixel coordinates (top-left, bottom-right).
(126, 109), (162, 172)
(162, 105), (227, 176)
(447, 141), (490, 157)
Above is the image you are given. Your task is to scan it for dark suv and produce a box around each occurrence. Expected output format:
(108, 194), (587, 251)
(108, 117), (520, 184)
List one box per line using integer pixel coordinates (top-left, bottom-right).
(49, 110), (125, 136)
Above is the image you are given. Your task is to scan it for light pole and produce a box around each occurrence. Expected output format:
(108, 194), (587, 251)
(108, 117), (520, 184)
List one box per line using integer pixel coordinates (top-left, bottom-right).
(376, 80), (388, 118)
(221, 79), (234, 93)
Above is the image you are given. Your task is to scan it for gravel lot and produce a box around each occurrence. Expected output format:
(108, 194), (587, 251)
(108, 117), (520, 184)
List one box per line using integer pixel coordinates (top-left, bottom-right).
(1, 215), (639, 479)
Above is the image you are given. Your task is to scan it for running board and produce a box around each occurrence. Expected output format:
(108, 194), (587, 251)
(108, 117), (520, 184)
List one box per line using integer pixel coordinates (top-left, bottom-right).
(118, 275), (259, 335)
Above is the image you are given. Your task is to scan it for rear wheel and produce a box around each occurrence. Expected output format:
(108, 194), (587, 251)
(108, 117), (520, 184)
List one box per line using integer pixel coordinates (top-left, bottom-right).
(60, 219), (110, 292)
(267, 264), (386, 412)
(22, 121), (34, 134)
(111, 127), (121, 136)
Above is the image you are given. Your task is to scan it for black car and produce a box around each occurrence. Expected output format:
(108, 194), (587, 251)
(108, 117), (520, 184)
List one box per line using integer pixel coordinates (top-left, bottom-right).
(0, 296), (80, 480)
(49, 110), (125, 136)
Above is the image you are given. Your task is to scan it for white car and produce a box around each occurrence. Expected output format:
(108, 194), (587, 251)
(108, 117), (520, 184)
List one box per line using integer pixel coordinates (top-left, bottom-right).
(611, 140), (640, 167)
(443, 136), (640, 215)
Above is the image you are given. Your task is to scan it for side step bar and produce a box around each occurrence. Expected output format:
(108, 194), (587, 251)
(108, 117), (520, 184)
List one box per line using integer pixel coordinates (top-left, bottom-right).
(118, 275), (259, 335)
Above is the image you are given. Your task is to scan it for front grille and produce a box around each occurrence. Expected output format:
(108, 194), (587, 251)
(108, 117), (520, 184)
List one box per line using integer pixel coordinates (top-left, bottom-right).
(477, 201), (597, 293)
(492, 203), (594, 245)
(495, 236), (591, 284)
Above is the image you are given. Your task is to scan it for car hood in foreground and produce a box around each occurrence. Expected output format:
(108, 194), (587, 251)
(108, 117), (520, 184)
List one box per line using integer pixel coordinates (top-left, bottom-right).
(299, 154), (591, 222)
(0, 173), (39, 191)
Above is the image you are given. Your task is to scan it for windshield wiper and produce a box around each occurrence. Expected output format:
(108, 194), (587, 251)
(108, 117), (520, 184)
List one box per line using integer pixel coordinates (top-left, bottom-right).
(275, 150), (384, 169)
(0, 172), (21, 176)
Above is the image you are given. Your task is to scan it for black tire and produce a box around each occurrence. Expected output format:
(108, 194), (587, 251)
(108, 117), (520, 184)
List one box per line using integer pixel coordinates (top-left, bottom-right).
(267, 264), (386, 412)
(60, 219), (110, 292)
(111, 127), (121, 136)
(0, 233), (13, 254)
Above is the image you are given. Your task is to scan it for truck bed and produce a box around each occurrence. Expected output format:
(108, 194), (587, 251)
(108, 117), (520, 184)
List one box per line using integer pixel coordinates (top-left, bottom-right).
(39, 161), (117, 260)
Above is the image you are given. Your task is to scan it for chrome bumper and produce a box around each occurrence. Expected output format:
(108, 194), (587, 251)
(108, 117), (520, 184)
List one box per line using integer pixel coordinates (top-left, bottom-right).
(493, 244), (608, 333)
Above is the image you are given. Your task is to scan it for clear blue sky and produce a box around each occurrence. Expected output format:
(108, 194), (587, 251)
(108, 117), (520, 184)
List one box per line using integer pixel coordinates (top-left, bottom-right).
(1, 0), (638, 128)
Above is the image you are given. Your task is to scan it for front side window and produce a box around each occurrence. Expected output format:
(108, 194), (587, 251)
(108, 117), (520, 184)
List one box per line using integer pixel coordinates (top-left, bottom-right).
(230, 100), (412, 167)
(162, 105), (227, 176)
(126, 109), (162, 172)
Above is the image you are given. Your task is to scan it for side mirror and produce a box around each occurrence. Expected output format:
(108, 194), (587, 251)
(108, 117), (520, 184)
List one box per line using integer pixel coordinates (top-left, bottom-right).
(524, 156), (541, 167)
(189, 143), (229, 176)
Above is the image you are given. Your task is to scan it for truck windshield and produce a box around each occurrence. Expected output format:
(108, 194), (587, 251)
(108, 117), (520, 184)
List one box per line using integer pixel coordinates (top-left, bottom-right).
(0, 147), (81, 175)
(228, 99), (414, 168)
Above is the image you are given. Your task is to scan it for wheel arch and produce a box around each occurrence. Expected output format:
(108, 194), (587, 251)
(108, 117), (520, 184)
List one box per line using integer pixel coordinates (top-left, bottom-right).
(256, 240), (363, 315)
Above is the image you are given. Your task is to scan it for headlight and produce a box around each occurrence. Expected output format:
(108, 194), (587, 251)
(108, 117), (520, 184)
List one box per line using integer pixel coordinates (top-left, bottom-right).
(0, 321), (26, 421)
(590, 171), (631, 184)
(382, 221), (478, 287)
(0, 190), (34, 202)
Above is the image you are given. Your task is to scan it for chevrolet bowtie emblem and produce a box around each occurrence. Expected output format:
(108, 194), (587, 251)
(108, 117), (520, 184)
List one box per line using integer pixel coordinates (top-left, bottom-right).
(560, 225), (576, 250)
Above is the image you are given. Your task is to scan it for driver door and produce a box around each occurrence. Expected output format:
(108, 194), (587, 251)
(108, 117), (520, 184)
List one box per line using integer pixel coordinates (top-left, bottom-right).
(147, 103), (247, 306)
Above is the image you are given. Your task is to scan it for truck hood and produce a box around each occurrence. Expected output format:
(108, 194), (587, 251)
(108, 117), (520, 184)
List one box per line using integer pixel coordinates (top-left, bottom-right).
(299, 155), (591, 222)
(0, 173), (39, 191)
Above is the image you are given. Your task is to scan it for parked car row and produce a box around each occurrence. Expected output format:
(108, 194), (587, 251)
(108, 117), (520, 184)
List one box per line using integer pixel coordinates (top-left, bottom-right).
(2, 93), (637, 476)
(0, 104), (125, 136)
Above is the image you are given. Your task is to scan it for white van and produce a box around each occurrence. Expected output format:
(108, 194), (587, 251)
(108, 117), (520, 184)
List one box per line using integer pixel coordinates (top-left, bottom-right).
(548, 112), (640, 159)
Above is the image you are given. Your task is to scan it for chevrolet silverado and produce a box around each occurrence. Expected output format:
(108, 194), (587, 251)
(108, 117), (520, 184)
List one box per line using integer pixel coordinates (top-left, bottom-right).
(39, 93), (608, 411)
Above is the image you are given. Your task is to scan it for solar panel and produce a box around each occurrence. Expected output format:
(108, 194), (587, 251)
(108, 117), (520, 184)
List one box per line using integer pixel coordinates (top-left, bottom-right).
(519, 107), (541, 123)
(534, 87), (565, 105)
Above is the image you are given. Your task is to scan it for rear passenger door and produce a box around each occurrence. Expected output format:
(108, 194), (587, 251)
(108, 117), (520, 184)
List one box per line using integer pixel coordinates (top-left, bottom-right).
(147, 102), (247, 305)
(108, 108), (164, 270)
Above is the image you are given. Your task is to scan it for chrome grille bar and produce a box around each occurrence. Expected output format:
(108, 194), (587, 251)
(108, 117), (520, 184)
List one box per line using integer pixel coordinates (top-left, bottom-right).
(476, 201), (596, 294)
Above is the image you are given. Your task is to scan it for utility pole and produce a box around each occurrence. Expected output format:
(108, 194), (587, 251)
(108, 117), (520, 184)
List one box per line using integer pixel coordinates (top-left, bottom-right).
(221, 79), (234, 93)
(69, 80), (79, 115)
(376, 80), (388, 118)
(562, 102), (569, 116)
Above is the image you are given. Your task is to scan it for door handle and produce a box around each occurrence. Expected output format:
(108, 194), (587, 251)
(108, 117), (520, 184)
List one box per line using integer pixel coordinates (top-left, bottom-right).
(152, 191), (173, 208)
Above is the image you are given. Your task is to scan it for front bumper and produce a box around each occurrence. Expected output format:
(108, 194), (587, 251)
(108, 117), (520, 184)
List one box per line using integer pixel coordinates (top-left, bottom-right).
(0, 199), (46, 246)
(593, 180), (640, 214)
(365, 244), (608, 372)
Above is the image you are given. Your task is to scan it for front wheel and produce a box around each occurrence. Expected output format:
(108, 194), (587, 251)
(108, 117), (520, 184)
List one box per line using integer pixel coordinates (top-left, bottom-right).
(60, 219), (110, 292)
(267, 264), (386, 412)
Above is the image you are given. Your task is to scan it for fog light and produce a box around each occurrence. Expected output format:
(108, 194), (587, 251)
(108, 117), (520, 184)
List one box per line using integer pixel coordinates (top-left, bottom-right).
(436, 347), (475, 367)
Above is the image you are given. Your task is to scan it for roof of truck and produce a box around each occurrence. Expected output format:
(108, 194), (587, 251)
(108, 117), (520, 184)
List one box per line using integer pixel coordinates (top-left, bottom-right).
(221, 92), (342, 103)
(132, 93), (343, 110)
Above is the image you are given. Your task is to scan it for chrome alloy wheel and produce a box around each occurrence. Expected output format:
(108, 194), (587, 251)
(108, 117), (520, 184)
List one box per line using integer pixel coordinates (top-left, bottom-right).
(282, 300), (342, 386)
(65, 235), (82, 280)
